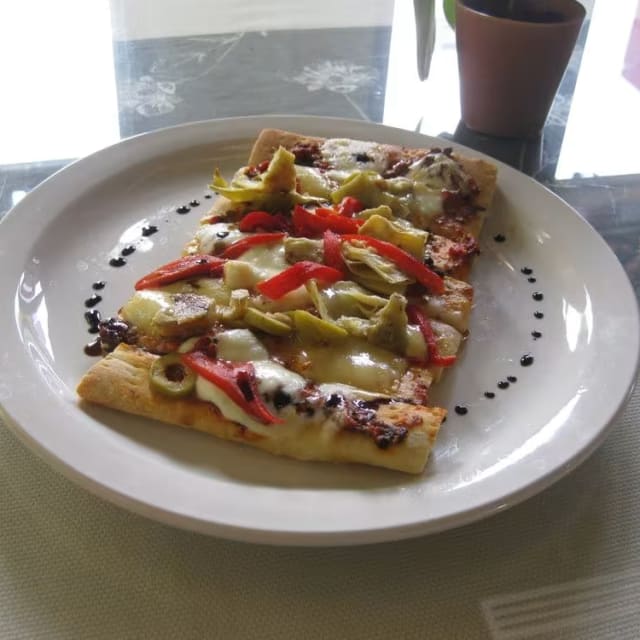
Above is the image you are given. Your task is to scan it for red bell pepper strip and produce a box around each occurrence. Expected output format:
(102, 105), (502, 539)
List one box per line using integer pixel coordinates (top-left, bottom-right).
(292, 205), (363, 237)
(407, 305), (457, 367)
(256, 261), (344, 300)
(238, 211), (289, 232)
(135, 255), (225, 290)
(181, 352), (282, 425)
(336, 196), (364, 217)
(220, 232), (286, 259)
(340, 234), (445, 294)
(322, 230), (345, 272)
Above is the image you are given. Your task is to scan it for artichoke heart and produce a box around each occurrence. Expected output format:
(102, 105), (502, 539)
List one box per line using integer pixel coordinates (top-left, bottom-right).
(293, 310), (348, 344)
(321, 281), (387, 319)
(331, 172), (410, 218)
(210, 147), (322, 210)
(305, 279), (330, 320)
(355, 204), (394, 221)
(359, 214), (428, 259)
(284, 237), (323, 265)
(244, 307), (292, 336)
(342, 240), (413, 295)
(366, 293), (408, 354)
(215, 288), (250, 323)
(121, 290), (213, 339)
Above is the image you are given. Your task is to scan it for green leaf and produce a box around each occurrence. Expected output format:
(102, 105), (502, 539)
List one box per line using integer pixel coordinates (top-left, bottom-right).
(443, 0), (456, 28)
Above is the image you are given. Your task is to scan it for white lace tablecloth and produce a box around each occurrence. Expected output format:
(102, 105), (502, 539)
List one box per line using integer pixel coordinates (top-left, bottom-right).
(1, 378), (639, 639)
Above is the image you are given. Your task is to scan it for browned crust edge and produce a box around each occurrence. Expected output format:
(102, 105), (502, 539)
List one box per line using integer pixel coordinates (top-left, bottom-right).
(77, 344), (443, 474)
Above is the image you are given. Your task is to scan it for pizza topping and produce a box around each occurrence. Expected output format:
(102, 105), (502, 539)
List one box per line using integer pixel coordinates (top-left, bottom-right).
(291, 204), (364, 236)
(256, 262), (344, 300)
(358, 214), (428, 259)
(290, 141), (322, 166)
(322, 229), (346, 272)
(238, 211), (290, 232)
(293, 310), (348, 344)
(183, 352), (283, 425)
(343, 400), (408, 449)
(97, 317), (138, 353)
(244, 308), (292, 336)
(407, 305), (457, 367)
(366, 293), (408, 354)
(220, 232), (287, 259)
(135, 255), (225, 290)
(320, 138), (388, 175)
(121, 290), (213, 339)
(341, 235), (445, 294)
(149, 353), (197, 397)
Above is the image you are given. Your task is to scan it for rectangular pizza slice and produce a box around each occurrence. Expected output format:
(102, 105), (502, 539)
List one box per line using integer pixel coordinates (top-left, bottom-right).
(77, 129), (497, 474)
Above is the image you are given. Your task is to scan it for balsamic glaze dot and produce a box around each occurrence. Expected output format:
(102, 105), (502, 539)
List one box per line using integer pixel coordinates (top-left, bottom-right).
(532, 292), (544, 301)
(204, 194), (212, 199)
(84, 294), (102, 308)
(121, 245), (136, 257)
(493, 233), (506, 243)
(484, 391), (496, 399)
(507, 375), (518, 383)
(189, 199), (200, 207)
(176, 205), (190, 214)
(498, 380), (510, 389)
(534, 311), (544, 319)
(520, 354), (534, 367)
(84, 338), (102, 356)
(84, 309), (101, 327)
(454, 405), (468, 416)
(521, 267), (533, 275)
(92, 280), (106, 290)
(528, 277), (537, 283)
(141, 224), (158, 237)
(532, 330), (542, 339)
(109, 257), (127, 267)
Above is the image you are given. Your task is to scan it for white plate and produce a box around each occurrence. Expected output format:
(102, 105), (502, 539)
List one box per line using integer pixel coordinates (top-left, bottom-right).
(1, 116), (638, 545)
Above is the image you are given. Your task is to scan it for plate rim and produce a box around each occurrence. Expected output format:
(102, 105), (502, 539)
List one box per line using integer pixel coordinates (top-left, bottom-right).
(1, 114), (638, 546)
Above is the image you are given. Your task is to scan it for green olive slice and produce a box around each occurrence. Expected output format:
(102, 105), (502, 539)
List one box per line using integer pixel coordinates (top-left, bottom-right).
(149, 353), (196, 397)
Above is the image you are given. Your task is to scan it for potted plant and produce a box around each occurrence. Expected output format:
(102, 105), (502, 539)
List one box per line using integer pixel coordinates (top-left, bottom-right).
(415, 0), (586, 138)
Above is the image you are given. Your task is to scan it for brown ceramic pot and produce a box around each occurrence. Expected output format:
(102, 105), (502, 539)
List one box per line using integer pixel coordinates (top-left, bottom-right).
(455, 0), (586, 138)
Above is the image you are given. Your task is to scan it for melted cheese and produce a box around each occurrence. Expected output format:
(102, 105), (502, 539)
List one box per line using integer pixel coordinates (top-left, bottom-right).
(120, 290), (173, 334)
(216, 328), (269, 362)
(223, 242), (287, 289)
(194, 330), (306, 436)
(303, 341), (407, 393)
(321, 138), (387, 174)
(194, 222), (246, 254)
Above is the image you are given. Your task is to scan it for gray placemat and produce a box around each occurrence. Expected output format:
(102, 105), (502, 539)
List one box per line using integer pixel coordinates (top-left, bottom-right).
(1, 380), (639, 640)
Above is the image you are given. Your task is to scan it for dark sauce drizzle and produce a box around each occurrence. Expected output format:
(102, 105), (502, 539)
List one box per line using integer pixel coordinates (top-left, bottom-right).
(484, 391), (495, 399)
(109, 257), (126, 267)
(534, 311), (544, 319)
(532, 292), (544, 301)
(176, 205), (190, 214)
(84, 294), (102, 308)
(493, 233), (506, 243)
(520, 354), (534, 367)
(454, 405), (468, 416)
(521, 267), (533, 275)
(532, 330), (542, 340)
(121, 245), (136, 257)
(498, 380), (510, 390)
(142, 224), (158, 237)
(92, 281), (106, 290)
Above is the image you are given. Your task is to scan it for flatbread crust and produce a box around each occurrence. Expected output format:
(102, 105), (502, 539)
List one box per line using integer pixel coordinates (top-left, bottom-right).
(79, 129), (497, 474)
(246, 127), (498, 238)
(78, 344), (443, 474)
